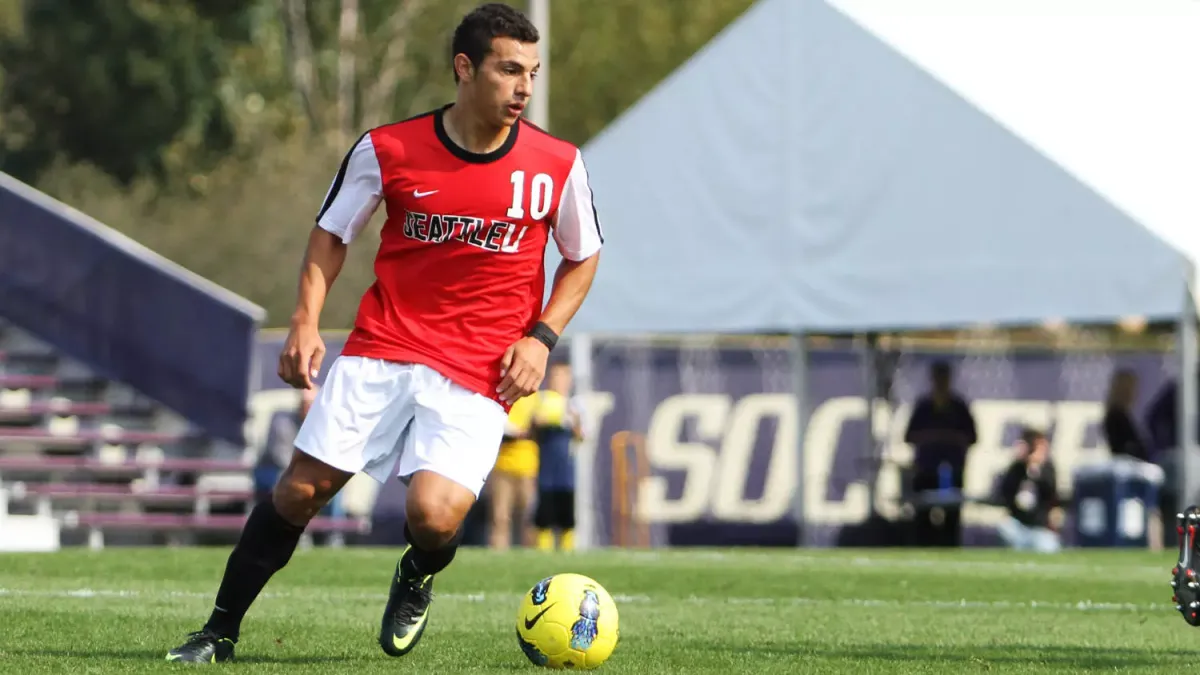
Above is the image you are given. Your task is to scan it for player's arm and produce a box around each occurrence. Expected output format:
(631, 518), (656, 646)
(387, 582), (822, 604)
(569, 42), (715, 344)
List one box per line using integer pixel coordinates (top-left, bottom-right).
(292, 227), (348, 329)
(299, 131), (384, 323)
(538, 149), (604, 335)
(278, 133), (383, 389)
(497, 149), (603, 403)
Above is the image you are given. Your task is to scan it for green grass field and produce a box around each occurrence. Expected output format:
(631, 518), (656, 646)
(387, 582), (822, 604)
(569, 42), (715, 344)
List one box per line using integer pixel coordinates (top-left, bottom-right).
(1, 546), (1196, 673)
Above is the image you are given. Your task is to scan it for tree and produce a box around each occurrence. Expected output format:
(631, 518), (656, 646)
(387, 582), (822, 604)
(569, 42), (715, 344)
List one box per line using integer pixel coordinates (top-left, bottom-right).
(0, 0), (254, 184)
(18, 0), (757, 326)
(277, 0), (477, 147)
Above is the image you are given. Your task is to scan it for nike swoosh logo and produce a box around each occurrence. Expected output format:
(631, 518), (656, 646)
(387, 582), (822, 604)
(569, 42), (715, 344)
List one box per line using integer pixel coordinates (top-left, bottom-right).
(413, 189), (438, 198)
(524, 602), (557, 630)
(392, 610), (429, 650)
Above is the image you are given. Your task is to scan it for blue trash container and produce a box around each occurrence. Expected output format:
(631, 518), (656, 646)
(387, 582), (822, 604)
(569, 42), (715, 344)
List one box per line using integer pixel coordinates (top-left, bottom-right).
(1072, 458), (1164, 548)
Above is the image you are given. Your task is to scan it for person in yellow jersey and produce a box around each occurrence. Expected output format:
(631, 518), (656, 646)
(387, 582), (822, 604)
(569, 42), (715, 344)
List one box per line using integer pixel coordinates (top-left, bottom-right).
(487, 392), (539, 549)
(530, 362), (585, 551)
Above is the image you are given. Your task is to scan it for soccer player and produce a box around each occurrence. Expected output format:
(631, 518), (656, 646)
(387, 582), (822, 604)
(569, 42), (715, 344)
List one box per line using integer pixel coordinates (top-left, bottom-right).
(487, 393), (540, 550)
(166, 2), (603, 663)
(532, 361), (584, 551)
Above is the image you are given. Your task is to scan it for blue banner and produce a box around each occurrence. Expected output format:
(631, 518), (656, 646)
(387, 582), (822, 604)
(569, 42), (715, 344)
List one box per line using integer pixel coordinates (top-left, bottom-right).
(248, 333), (1173, 547)
(586, 342), (1172, 548)
(0, 173), (265, 444)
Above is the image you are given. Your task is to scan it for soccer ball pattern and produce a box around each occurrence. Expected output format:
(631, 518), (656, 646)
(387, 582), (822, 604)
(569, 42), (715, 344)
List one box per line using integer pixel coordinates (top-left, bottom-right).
(515, 573), (619, 669)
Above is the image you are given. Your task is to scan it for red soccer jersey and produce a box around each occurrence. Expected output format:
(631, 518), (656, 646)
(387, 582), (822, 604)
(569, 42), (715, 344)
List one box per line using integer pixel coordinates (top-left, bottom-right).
(314, 105), (603, 408)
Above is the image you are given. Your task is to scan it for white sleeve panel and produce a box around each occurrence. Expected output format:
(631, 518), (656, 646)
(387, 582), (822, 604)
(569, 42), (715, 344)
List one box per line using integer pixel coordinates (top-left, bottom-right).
(552, 149), (604, 261)
(316, 132), (383, 244)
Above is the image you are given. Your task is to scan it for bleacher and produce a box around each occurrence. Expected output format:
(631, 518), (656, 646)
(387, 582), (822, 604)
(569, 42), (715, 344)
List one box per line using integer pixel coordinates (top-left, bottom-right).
(0, 172), (373, 550)
(0, 320), (369, 550)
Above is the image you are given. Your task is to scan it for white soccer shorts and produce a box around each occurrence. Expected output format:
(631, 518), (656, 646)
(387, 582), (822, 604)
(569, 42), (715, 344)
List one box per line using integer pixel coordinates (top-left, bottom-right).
(292, 356), (507, 497)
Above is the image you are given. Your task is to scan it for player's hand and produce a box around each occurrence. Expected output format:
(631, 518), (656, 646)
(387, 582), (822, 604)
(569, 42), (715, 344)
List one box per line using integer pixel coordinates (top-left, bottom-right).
(497, 337), (549, 404)
(278, 321), (326, 390)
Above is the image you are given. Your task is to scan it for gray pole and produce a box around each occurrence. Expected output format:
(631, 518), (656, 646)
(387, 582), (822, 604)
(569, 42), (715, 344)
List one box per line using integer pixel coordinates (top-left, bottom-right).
(568, 333), (595, 549)
(1180, 280), (1199, 514)
(529, 0), (550, 129)
(863, 333), (879, 518)
(790, 334), (809, 546)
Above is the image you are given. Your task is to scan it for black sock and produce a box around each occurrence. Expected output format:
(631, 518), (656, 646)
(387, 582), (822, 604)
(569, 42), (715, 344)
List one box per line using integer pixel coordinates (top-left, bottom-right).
(398, 523), (461, 579)
(204, 500), (305, 640)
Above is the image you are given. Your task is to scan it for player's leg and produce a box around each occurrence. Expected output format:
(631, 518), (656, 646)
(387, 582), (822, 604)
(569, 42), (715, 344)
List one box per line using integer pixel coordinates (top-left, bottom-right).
(1028, 527), (1060, 554)
(945, 466), (966, 547)
(910, 469), (937, 547)
(166, 452), (352, 664)
(538, 491), (574, 551)
(556, 490), (577, 551)
(515, 475), (537, 547)
(995, 516), (1027, 550)
(488, 471), (517, 550)
(379, 365), (507, 657)
(533, 488), (556, 551)
(380, 470), (476, 657)
(167, 356), (414, 663)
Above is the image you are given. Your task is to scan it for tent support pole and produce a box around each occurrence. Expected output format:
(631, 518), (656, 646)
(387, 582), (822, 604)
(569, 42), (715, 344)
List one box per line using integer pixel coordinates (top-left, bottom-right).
(569, 333), (595, 550)
(1180, 286), (1199, 514)
(791, 333), (809, 547)
(863, 333), (880, 519)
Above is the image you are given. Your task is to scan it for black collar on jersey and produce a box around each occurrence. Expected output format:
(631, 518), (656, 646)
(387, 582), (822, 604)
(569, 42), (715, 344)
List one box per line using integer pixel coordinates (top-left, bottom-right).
(434, 103), (519, 164)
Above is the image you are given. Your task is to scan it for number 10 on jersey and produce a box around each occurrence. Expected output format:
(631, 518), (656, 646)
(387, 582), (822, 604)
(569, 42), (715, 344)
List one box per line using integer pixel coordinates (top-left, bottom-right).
(507, 170), (554, 221)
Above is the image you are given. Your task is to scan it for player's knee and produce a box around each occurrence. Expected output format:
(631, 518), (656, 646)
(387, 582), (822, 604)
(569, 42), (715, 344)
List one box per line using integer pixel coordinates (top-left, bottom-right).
(272, 452), (348, 525)
(272, 478), (321, 526)
(407, 497), (464, 549)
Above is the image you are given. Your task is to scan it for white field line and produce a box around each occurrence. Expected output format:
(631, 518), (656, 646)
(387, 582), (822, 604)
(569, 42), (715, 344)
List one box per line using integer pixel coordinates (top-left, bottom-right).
(605, 550), (1171, 578)
(0, 587), (1171, 613)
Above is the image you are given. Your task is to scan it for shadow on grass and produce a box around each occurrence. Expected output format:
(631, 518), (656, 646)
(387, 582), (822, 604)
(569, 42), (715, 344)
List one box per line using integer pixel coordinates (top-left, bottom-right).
(696, 641), (1194, 668)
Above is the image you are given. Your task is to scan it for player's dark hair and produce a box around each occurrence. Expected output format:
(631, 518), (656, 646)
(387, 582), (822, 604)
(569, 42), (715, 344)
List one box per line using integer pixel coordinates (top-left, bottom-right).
(451, 3), (539, 83)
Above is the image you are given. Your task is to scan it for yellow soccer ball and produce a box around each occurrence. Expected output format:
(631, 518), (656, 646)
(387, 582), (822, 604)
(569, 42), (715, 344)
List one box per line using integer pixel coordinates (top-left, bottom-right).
(515, 573), (619, 669)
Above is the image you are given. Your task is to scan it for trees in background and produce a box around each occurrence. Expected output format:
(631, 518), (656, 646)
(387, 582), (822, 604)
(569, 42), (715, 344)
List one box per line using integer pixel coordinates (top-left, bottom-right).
(0, 0), (753, 324)
(0, 1), (248, 183)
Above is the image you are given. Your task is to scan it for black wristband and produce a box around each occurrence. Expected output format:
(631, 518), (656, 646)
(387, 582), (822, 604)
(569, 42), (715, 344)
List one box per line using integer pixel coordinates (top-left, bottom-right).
(526, 321), (558, 350)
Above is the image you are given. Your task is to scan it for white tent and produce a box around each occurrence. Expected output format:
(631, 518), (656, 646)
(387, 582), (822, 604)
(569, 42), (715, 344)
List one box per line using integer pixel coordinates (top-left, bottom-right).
(570, 0), (1200, 334)
(563, 0), (1200, 529)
